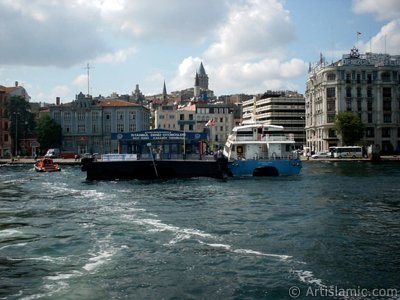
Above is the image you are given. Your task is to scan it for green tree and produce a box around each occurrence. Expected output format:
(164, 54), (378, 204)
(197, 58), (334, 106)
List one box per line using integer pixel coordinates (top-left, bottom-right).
(35, 114), (62, 152)
(334, 112), (365, 145)
(7, 96), (36, 155)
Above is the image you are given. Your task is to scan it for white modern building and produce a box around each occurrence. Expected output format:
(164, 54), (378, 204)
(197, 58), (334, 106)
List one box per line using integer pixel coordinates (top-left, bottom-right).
(305, 48), (400, 153)
(242, 91), (305, 147)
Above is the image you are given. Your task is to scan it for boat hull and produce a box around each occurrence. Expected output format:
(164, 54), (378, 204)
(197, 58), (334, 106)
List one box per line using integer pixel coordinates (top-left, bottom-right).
(228, 159), (302, 177)
(34, 166), (61, 172)
(81, 158), (229, 181)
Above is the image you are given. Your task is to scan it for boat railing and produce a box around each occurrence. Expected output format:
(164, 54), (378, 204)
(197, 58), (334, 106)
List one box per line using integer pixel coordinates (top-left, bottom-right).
(100, 153), (217, 161)
(229, 133), (295, 142)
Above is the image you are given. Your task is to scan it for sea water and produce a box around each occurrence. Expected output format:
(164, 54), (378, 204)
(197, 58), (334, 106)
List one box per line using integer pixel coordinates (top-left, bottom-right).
(0, 162), (399, 299)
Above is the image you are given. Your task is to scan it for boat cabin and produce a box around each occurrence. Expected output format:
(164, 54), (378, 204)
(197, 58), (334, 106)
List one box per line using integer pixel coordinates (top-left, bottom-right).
(223, 123), (296, 161)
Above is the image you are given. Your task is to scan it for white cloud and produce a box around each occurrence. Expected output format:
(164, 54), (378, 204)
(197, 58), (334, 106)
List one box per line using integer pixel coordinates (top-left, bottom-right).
(95, 48), (138, 64)
(359, 19), (400, 54)
(170, 0), (307, 95)
(0, 0), (108, 66)
(73, 74), (88, 88)
(352, 0), (400, 20)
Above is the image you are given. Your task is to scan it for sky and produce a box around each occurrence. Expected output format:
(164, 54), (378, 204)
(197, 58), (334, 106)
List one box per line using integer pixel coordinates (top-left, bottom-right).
(1, 0), (399, 104)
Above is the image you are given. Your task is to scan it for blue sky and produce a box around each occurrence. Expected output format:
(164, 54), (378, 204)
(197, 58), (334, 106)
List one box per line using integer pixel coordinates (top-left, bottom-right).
(0, 0), (399, 103)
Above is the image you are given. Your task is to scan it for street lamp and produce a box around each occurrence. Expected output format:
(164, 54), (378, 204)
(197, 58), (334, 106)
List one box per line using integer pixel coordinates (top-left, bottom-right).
(13, 112), (20, 157)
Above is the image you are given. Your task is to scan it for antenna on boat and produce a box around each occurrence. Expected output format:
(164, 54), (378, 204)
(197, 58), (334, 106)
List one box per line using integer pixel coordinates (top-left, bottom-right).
(147, 143), (159, 177)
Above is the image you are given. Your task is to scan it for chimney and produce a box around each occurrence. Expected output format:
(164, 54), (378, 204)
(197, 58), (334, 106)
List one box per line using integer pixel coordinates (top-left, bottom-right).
(15, 81), (18, 87)
(56, 97), (60, 105)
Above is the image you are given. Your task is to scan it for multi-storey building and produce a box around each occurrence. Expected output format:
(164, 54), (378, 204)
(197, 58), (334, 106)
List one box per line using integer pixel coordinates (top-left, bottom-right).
(0, 82), (31, 157)
(50, 92), (150, 154)
(155, 102), (238, 150)
(242, 91), (305, 147)
(305, 48), (400, 153)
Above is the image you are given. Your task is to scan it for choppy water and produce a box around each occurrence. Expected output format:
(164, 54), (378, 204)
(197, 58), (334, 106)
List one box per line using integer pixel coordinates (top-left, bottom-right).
(0, 162), (399, 299)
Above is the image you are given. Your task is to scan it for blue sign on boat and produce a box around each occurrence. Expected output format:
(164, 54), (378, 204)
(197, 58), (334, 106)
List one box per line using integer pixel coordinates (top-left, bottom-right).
(111, 129), (208, 141)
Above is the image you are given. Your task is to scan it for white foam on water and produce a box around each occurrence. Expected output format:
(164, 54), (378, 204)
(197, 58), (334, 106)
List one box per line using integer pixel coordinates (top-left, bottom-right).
(292, 269), (326, 287)
(82, 249), (115, 272)
(0, 228), (23, 238)
(134, 218), (215, 242)
(0, 242), (26, 250)
(198, 240), (292, 261)
(46, 270), (83, 281)
(233, 248), (293, 260)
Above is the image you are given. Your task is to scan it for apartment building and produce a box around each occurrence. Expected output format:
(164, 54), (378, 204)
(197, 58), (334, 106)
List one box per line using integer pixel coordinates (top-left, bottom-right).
(50, 92), (150, 154)
(305, 48), (400, 153)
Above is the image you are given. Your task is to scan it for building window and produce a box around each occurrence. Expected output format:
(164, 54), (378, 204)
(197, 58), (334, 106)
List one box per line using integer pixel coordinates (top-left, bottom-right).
(118, 112), (124, 120)
(180, 114), (184, 120)
(64, 112), (71, 121)
(189, 124), (193, 131)
(105, 114), (111, 120)
(367, 73), (372, 83)
(327, 114), (335, 123)
(356, 73), (361, 83)
(381, 72), (391, 82)
(92, 124), (98, 133)
(357, 87), (362, 97)
(367, 87), (372, 98)
(346, 73), (351, 83)
(78, 112), (85, 121)
(180, 124), (184, 131)
(129, 111), (136, 120)
(367, 113), (373, 123)
(129, 123), (136, 132)
(92, 111), (99, 121)
(117, 123), (124, 132)
(346, 87), (352, 98)
(346, 99), (352, 111)
(357, 100), (362, 111)
(326, 87), (335, 98)
(366, 127), (374, 137)
(383, 87), (391, 98)
(328, 129), (336, 138)
(327, 73), (336, 81)
(383, 114), (391, 123)
(367, 100), (372, 111)
(383, 99), (391, 111)
(104, 123), (111, 132)
(189, 114), (193, 120)
(382, 128), (391, 138)
(78, 124), (85, 133)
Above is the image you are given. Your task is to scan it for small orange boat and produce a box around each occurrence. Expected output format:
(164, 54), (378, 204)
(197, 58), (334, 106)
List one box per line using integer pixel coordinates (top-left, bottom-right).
(34, 158), (61, 172)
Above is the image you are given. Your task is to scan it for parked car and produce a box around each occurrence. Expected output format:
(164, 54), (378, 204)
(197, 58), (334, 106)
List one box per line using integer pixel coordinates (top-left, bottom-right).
(311, 151), (331, 159)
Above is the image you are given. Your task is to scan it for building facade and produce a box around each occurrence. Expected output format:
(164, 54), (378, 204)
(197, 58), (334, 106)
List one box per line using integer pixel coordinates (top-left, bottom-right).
(155, 102), (237, 150)
(50, 92), (150, 154)
(0, 82), (31, 157)
(242, 91), (306, 147)
(305, 49), (400, 153)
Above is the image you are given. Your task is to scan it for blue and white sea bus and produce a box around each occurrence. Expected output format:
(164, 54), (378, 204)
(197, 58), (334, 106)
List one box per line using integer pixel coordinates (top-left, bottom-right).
(223, 121), (302, 177)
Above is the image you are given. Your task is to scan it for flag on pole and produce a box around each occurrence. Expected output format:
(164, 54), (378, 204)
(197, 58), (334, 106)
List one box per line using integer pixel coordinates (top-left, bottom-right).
(205, 118), (215, 127)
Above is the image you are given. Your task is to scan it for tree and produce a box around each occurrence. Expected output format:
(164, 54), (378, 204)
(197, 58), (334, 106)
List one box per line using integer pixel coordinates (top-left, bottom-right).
(334, 112), (365, 145)
(7, 96), (36, 155)
(35, 114), (62, 152)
